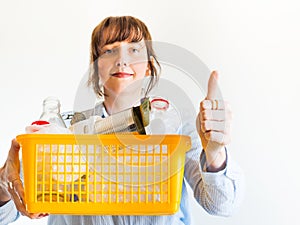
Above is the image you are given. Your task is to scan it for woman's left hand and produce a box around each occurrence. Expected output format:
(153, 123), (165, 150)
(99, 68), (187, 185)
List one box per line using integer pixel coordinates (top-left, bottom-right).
(196, 71), (233, 171)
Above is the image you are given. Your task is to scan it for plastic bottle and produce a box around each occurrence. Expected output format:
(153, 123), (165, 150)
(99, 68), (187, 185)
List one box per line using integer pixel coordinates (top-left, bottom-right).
(25, 120), (50, 133)
(146, 97), (182, 134)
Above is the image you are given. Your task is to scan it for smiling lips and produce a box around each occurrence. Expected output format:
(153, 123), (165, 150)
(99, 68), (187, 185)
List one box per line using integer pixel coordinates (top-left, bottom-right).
(111, 72), (133, 78)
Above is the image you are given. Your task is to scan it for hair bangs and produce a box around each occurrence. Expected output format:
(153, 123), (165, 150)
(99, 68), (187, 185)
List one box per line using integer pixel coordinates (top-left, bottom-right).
(100, 17), (144, 48)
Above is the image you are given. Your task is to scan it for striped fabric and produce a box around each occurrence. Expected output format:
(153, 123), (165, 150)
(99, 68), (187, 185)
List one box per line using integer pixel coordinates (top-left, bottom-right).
(0, 104), (244, 225)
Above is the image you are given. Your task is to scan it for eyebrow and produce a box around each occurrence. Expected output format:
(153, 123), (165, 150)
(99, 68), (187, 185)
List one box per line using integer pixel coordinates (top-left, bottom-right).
(102, 41), (145, 50)
(128, 41), (145, 47)
(102, 42), (121, 49)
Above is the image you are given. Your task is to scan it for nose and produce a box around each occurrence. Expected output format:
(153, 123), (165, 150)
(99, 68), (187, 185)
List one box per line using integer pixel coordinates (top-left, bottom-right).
(116, 60), (128, 67)
(115, 46), (128, 67)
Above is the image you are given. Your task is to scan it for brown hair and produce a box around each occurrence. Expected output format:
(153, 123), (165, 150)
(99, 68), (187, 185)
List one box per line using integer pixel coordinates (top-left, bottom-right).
(88, 16), (161, 97)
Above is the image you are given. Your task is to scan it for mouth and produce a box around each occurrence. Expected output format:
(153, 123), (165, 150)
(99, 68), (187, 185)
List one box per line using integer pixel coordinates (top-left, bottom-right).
(111, 72), (133, 78)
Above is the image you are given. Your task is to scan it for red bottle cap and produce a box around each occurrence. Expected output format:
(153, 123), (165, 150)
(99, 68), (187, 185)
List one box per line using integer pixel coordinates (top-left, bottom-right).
(31, 120), (50, 125)
(151, 98), (169, 110)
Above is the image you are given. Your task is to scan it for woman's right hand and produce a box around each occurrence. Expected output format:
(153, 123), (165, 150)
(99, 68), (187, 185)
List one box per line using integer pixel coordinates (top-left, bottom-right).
(0, 139), (48, 219)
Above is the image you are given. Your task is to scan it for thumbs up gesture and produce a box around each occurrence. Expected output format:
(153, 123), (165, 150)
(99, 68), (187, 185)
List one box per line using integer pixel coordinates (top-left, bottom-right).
(197, 71), (232, 171)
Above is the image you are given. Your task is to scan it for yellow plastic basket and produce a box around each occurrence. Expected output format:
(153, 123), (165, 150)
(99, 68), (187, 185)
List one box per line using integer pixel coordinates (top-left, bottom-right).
(16, 134), (191, 215)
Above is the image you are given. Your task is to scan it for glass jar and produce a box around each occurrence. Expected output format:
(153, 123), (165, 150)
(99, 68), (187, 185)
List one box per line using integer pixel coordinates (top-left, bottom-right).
(39, 96), (66, 128)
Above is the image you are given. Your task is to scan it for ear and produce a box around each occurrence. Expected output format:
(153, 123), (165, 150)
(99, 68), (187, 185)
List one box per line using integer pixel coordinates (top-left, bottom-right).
(145, 56), (154, 76)
(145, 65), (151, 76)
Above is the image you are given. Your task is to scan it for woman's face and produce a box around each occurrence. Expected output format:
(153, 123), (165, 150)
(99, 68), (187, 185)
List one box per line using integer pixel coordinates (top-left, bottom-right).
(97, 40), (149, 98)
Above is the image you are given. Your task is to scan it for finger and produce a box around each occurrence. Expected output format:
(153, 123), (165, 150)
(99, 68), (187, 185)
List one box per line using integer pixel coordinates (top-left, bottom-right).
(201, 99), (227, 110)
(206, 71), (219, 100)
(12, 179), (25, 205)
(7, 183), (30, 218)
(201, 121), (231, 133)
(201, 109), (225, 121)
(204, 131), (231, 145)
(8, 139), (21, 164)
(10, 139), (21, 155)
(201, 108), (232, 121)
(28, 213), (49, 219)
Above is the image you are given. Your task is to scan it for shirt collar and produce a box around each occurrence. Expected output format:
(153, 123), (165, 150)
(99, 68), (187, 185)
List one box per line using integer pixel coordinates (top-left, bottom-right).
(101, 103), (109, 118)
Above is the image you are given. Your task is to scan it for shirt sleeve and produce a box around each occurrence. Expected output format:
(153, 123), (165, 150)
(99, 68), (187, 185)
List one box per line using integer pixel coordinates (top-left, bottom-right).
(182, 121), (245, 216)
(0, 161), (24, 225)
(0, 200), (20, 225)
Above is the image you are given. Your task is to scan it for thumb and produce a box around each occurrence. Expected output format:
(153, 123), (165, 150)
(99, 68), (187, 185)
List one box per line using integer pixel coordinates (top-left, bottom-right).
(206, 71), (219, 100)
(8, 139), (21, 159)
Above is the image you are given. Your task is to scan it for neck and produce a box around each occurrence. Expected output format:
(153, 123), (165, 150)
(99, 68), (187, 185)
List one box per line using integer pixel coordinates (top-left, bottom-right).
(103, 93), (141, 115)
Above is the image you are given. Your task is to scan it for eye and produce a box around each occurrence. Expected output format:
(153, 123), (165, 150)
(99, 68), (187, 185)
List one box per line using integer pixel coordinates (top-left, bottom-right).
(103, 49), (113, 54)
(129, 44), (146, 54)
(100, 47), (119, 58)
(130, 47), (140, 53)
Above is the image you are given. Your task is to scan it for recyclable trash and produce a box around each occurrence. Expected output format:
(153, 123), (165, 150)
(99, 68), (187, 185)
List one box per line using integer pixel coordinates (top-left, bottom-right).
(146, 97), (182, 134)
(25, 96), (86, 202)
(70, 98), (150, 135)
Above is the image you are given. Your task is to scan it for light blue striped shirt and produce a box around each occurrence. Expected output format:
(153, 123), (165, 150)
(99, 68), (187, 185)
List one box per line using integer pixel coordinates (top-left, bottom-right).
(0, 104), (244, 225)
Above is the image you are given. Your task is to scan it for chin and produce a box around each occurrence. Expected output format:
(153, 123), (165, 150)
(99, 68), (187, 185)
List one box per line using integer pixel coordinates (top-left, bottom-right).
(107, 82), (143, 96)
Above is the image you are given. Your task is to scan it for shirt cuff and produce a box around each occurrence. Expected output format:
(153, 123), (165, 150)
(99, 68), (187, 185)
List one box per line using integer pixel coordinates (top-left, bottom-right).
(0, 200), (20, 224)
(199, 148), (230, 185)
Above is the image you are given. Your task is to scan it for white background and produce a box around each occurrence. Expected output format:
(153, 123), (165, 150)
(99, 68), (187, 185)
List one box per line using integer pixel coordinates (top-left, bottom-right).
(1, 0), (300, 224)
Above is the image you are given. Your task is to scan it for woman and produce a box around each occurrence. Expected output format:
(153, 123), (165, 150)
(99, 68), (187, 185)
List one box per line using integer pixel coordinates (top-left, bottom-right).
(0, 16), (243, 225)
